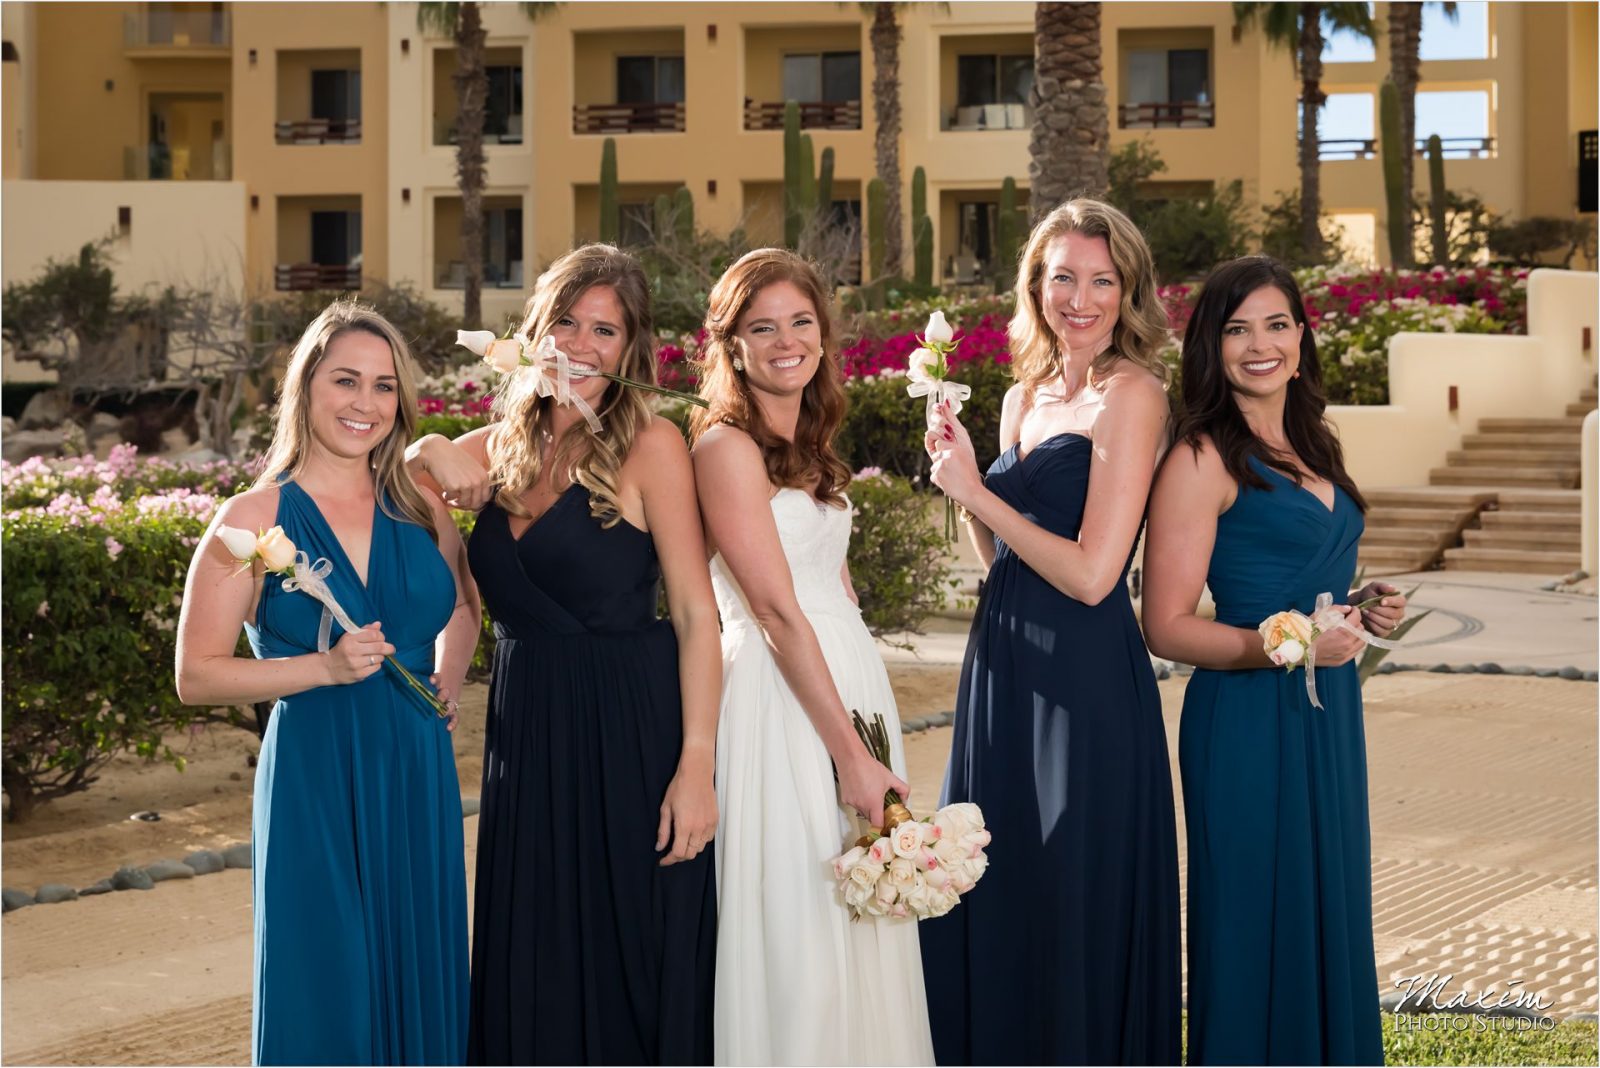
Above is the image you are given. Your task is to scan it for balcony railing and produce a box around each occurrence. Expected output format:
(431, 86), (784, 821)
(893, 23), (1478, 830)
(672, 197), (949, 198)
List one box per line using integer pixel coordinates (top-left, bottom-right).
(744, 100), (862, 131)
(124, 9), (230, 51)
(433, 116), (526, 146)
(945, 103), (1032, 131)
(275, 264), (362, 292)
(572, 102), (685, 135)
(1119, 100), (1215, 129)
(1316, 136), (1497, 161)
(122, 141), (232, 180)
(434, 261), (527, 290)
(275, 120), (363, 145)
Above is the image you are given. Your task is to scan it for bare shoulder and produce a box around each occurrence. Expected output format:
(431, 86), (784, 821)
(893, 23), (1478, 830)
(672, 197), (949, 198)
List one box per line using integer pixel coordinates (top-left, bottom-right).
(453, 425), (494, 464)
(691, 423), (768, 483)
(1164, 432), (1228, 481)
(214, 484), (280, 533)
(1100, 362), (1170, 406)
(639, 415), (692, 459)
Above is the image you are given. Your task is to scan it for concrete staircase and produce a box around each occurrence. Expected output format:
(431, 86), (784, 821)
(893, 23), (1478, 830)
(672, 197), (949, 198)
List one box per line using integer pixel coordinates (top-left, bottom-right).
(1359, 488), (1495, 575)
(1443, 489), (1586, 574)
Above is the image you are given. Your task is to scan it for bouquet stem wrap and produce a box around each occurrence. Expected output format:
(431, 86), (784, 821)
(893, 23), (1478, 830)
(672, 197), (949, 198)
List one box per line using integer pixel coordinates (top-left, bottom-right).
(1300, 592), (1403, 709)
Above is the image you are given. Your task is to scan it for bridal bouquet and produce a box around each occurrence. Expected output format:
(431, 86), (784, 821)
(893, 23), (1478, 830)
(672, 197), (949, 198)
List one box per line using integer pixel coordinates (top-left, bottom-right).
(215, 524), (448, 718)
(830, 712), (991, 920)
(905, 311), (972, 540)
(1259, 592), (1402, 709)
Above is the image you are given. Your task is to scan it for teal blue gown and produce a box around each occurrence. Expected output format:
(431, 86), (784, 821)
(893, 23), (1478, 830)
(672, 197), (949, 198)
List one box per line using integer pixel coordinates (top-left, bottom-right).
(1180, 457), (1383, 1065)
(245, 481), (469, 1066)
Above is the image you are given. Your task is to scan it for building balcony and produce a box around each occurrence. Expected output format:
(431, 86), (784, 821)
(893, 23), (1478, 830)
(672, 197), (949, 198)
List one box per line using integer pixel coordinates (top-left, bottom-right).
(744, 100), (862, 131)
(124, 5), (230, 56)
(275, 263), (362, 291)
(1315, 136), (1497, 161)
(1119, 100), (1215, 129)
(945, 103), (1032, 131)
(123, 140), (231, 180)
(572, 101), (685, 135)
(274, 119), (363, 145)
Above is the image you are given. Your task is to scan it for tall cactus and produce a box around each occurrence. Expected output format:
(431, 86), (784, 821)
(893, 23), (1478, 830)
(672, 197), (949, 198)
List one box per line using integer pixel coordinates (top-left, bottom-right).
(1379, 81), (1412, 269)
(653, 193), (672, 239)
(867, 177), (887, 281)
(911, 166), (932, 287)
(783, 101), (802, 248)
(1426, 134), (1449, 265)
(599, 137), (619, 245)
(799, 133), (817, 223)
(817, 146), (835, 214)
(674, 185), (694, 244)
(995, 177), (1022, 291)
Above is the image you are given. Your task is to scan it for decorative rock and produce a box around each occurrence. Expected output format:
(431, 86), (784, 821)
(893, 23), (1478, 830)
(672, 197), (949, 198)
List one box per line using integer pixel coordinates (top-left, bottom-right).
(183, 850), (225, 876)
(901, 717), (926, 732)
(1505, 665), (1535, 676)
(34, 883), (78, 904)
(111, 866), (154, 891)
(461, 797), (481, 817)
(222, 843), (253, 869)
(2, 887), (35, 912)
(1535, 667), (1560, 678)
(1558, 666), (1584, 681)
(19, 389), (68, 430)
(1427, 663), (1455, 673)
(1, 428), (67, 463)
(0, 416), (14, 436)
(229, 771), (242, 781)
(171, 445), (226, 465)
(1377, 662), (1397, 675)
(145, 858), (195, 882)
(79, 879), (114, 896)
(1477, 662), (1504, 674)
(1585, 671), (1599, 683)
(930, 711), (955, 727)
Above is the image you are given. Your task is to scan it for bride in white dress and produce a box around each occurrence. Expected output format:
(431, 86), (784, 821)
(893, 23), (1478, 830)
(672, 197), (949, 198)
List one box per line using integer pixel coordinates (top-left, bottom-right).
(689, 249), (935, 1066)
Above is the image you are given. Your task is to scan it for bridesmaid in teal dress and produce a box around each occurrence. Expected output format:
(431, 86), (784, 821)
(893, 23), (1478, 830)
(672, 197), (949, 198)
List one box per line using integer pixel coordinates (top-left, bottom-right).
(177, 301), (480, 1065)
(1143, 257), (1407, 1065)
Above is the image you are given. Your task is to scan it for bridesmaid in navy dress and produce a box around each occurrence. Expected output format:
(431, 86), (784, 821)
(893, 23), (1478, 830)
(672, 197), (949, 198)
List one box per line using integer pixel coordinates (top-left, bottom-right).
(920, 200), (1181, 1064)
(408, 245), (720, 1065)
(1144, 257), (1406, 1065)
(177, 301), (478, 1064)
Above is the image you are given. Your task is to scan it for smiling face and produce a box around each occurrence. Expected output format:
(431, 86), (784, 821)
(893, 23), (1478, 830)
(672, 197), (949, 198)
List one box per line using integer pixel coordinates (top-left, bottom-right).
(734, 279), (823, 402)
(1039, 231), (1121, 358)
(549, 283), (628, 408)
(306, 328), (401, 461)
(1220, 283), (1305, 402)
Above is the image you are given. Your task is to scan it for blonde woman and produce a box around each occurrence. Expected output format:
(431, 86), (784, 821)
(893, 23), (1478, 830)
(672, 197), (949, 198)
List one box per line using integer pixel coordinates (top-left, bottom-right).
(176, 300), (479, 1064)
(919, 200), (1182, 1063)
(406, 245), (719, 1065)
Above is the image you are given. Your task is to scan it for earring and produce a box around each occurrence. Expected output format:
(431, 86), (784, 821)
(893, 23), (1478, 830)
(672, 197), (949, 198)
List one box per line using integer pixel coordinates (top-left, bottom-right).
(1292, 370), (1301, 379)
(732, 357), (744, 371)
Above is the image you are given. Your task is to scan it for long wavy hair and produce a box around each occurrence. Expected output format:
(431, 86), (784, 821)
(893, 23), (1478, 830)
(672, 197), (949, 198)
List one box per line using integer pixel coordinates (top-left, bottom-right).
(1173, 255), (1366, 511)
(487, 244), (656, 527)
(688, 248), (851, 507)
(254, 298), (437, 541)
(1009, 198), (1170, 398)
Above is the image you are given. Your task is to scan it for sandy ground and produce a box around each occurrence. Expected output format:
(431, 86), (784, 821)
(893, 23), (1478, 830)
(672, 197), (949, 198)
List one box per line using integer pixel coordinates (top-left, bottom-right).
(3, 668), (1595, 1065)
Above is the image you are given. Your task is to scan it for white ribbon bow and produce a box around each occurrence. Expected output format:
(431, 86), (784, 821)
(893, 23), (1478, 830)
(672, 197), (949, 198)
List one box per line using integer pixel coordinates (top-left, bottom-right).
(907, 378), (973, 427)
(1303, 592), (1403, 709)
(456, 331), (603, 433)
(281, 551), (361, 653)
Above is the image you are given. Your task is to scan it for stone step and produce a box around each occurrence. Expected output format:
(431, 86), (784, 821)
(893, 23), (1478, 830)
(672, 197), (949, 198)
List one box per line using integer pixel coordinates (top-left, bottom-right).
(1441, 546), (1583, 574)
(1480, 510), (1583, 530)
(1461, 432), (1583, 449)
(1565, 402), (1597, 417)
(1362, 487), (1496, 510)
(1477, 417), (1588, 433)
(1462, 528), (1581, 551)
(1446, 448), (1580, 466)
(1429, 467), (1578, 488)
(1495, 489), (1584, 513)
(1362, 526), (1449, 548)
(1358, 547), (1436, 575)
(1581, 386), (1597, 403)
(1366, 506), (1478, 529)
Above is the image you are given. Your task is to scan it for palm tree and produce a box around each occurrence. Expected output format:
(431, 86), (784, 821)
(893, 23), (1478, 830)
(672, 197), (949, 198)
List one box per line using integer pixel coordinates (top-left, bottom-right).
(866, 3), (905, 277)
(416, 2), (550, 329)
(1234, 2), (1376, 260)
(1388, 2), (1458, 200)
(1028, 3), (1109, 222)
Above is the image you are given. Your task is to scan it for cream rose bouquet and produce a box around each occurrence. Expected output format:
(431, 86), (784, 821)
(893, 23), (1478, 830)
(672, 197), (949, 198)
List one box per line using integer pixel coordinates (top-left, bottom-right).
(829, 711), (991, 920)
(216, 524), (448, 718)
(1258, 592), (1403, 709)
(905, 311), (973, 540)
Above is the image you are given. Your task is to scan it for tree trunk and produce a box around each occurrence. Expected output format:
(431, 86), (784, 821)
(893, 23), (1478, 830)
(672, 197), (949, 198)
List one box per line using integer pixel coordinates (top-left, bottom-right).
(870, 4), (904, 278)
(1389, 2), (1422, 207)
(453, 2), (489, 329)
(4, 769), (35, 824)
(1297, 5), (1327, 261)
(1029, 2), (1109, 222)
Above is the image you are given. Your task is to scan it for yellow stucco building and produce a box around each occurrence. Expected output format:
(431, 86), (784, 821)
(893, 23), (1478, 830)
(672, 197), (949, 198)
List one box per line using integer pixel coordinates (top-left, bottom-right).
(3, 0), (1596, 337)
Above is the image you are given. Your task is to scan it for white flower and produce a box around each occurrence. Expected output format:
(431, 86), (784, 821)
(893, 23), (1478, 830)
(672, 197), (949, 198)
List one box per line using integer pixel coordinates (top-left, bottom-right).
(887, 856), (917, 892)
(907, 346), (938, 384)
(215, 524), (260, 563)
(484, 337), (526, 375)
(454, 329), (498, 358)
(255, 526), (298, 572)
(832, 845), (866, 881)
(923, 310), (954, 344)
(891, 819), (925, 858)
(866, 836), (894, 866)
(1269, 637), (1306, 666)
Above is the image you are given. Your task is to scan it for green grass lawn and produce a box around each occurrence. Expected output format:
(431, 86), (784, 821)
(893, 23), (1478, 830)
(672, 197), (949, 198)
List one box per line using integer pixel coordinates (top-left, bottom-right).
(1381, 1014), (1599, 1067)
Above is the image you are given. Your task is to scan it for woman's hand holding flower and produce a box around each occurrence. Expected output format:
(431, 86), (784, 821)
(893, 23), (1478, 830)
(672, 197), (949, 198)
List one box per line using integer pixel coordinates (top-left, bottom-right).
(925, 401), (983, 509)
(325, 622), (394, 685)
(1353, 581), (1407, 637)
(1309, 605), (1366, 668)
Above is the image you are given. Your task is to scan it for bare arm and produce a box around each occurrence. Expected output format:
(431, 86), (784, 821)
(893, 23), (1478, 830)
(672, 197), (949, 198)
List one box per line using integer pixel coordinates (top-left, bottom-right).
(407, 428), (494, 511)
(962, 384), (1027, 572)
(175, 491), (393, 706)
(637, 419), (721, 864)
(694, 428), (909, 827)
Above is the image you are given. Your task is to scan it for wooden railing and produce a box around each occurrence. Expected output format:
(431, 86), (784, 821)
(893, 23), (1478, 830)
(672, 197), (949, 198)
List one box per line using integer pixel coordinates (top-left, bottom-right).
(275, 264), (362, 292)
(275, 119), (363, 145)
(1118, 100), (1215, 128)
(124, 9), (230, 50)
(743, 100), (862, 131)
(1316, 136), (1497, 160)
(572, 102), (685, 135)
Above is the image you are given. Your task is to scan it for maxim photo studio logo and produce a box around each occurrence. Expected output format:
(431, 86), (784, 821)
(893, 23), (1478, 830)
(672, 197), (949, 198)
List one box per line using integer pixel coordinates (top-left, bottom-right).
(1390, 972), (1559, 1033)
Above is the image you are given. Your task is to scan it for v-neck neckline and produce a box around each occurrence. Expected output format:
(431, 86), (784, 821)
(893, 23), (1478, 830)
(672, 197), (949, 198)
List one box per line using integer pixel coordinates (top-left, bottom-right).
(1254, 458), (1338, 515)
(287, 481), (380, 589)
(504, 483), (581, 545)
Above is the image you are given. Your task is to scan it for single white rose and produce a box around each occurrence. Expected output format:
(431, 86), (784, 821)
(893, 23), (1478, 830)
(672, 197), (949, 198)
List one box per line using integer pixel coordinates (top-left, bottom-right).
(866, 836), (894, 866)
(887, 856), (917, 891)
(964, 827), (992, 849)
(455, 329), (498, 357)
(924, 865), (951, 890)
(832, 845), (866, 881)
(848, 861), (879, 891)
(891, 820), (925, 859)
(907, 346), (938, 384)
(255, 526), (298, 572)
(929, 884), (962, 916)
(903, 873), (933, 914)
(950, 868), (976, 895)
(924, 310), (955, 344)
(844, 879), (876, 911)
(1269, 638), (1306, 666)
(483, 337), (525, 375)
(215, 524), (260, 563)
(874, 876), (898, 908)
(933, 838), (966, 874)
(937, 802), (983, 838)
(963, 850), (990, 883)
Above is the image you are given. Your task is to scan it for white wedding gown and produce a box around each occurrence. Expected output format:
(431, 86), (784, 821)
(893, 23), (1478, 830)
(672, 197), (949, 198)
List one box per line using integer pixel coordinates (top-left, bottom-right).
(711, 488), (935, 1066)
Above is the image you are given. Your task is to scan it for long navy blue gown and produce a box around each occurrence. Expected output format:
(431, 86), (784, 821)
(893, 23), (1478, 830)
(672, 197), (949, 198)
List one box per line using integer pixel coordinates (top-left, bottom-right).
(465, 485), (716, 1065)
(919, 432), (1182, 1065)
(247, 481), (468, 1065)
(1180, 458), (1382, 1065)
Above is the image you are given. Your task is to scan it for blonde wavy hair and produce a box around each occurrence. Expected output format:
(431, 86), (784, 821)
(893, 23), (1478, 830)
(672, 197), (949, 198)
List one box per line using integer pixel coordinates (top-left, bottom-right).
(488, 244), (656, 527)
(254, 298), (438, 541)
(1009, 198), (1170, 398)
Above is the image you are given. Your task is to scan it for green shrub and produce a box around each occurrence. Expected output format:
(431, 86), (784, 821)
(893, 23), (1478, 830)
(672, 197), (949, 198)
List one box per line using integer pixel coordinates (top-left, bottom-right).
(845, 470), (955, 639)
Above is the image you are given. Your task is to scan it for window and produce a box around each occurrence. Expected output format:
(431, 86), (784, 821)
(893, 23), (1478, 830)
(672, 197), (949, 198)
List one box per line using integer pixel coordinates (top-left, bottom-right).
(1316, 92), (1375, 159)
(311, 69), (360, 123)
(1416, 89), (1491, 157)
(1420, 2), (1488, 60)
(485, 64), (523, 141)
(782, 52), (861, 103)
(1323, 3), (1376, 63)
(956, 54), (1033, 108)
(1125, 48), (1209, 105)
(617, 55), (685, 104)
(485, 205), (524, 287)
(959, 202), (999, 266)
(311, 210), (361, 266)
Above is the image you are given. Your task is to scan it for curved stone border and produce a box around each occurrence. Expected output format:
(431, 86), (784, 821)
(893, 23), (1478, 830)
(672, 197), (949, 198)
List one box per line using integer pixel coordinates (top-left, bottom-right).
(1373, 662), (1598, 681)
